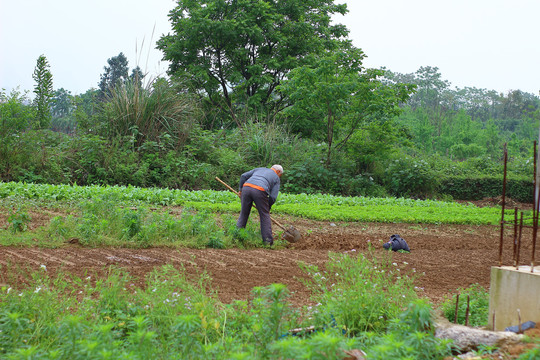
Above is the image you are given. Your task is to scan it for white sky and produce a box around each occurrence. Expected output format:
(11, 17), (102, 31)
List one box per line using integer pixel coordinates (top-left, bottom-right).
(1, 0), (539, 97)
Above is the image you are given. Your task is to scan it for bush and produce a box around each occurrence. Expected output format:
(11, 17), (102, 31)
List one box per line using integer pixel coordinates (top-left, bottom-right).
(383, 156), (439, 198)
(104, 77), (200, 148)
(359, 299), (454, 359)
(1, 130), (73, 184)
(440, 283), (490, 327)
(440, 175), (532, 202)
(282, 150), (388, 197)
(299, 249), (418, 335)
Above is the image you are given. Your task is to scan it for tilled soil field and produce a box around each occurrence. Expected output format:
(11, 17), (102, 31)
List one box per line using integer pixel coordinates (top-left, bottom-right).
(1, 216), (536, 307)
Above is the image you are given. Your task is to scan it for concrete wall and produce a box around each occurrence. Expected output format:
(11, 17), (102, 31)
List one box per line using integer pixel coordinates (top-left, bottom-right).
(488, 266), (540, 331)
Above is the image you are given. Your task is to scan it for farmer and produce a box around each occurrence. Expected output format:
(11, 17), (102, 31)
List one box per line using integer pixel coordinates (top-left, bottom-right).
(236, 165), (283, 245)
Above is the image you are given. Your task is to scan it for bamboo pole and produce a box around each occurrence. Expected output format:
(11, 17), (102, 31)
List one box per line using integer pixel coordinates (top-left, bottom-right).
(532, 139), (539, 272)
(465, 295), (470, 327)
(516, 212), (524, 270)
(513, 207), (518, 266)
(499, 144), (508, 266)
(454, 294), (460, 324)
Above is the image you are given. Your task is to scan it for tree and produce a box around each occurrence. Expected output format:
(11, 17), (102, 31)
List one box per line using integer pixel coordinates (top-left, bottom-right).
(157, 0), (349, 126)
(73, 89), (100, 134)
(32, 54), (54, 129)
(0, 88), (35, 136)
(0, 88), (35, 180)
(51, 88), (74, 118)
(130, 66), (145, 87)
(278, 47), (414, 166)
(98, 52), (129, 99)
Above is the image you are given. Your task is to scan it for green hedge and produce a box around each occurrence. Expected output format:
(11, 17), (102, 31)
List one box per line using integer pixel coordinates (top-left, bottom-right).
(440, 175), (533, 203)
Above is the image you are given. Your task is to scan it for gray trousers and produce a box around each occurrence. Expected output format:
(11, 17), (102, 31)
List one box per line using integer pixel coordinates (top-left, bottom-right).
(236, 186), (273, 242)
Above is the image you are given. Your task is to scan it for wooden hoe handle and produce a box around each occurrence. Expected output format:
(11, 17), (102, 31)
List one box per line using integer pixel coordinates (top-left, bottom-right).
(215, 176), (240, 197)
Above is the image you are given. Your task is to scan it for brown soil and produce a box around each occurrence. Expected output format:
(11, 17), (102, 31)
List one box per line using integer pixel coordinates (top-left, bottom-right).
(1, 213), (537, 306)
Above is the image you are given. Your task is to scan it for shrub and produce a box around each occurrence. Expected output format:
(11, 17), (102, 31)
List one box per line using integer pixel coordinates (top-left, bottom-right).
(359, 299), (454, 359)
(383, 156), (439, 198)
(299, 249), (418, 335)
(440, 283), (490, 327)
(439, 175), (532, 202)
(105, 77), (200, 148)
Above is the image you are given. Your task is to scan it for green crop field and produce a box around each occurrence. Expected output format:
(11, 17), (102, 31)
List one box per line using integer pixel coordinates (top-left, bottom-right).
(1, 182), (538, 359)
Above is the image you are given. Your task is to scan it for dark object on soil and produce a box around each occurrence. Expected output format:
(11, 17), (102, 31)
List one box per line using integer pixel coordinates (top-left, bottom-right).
(505, 321), (536, 333)
(383, 234), (411, 252)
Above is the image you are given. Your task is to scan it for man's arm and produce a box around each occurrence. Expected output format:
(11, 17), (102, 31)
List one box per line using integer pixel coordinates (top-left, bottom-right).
(268, 180), (280, 207)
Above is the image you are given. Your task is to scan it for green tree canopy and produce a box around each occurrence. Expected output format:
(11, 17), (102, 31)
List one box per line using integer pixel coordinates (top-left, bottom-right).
(0, 88), (35, 136)
(32, 54), (53, 129)
(157, 0), (349, 126)
(51, 88), (74, 118)
(98, 52), (129, 99)
(278, 47), (415, 166)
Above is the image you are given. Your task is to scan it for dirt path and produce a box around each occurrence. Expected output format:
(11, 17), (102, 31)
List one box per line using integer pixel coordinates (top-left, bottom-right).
(2, 218), (535, 307)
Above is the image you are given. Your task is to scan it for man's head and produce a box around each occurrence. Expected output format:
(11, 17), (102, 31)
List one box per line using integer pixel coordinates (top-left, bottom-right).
(271, 164), (283, 177)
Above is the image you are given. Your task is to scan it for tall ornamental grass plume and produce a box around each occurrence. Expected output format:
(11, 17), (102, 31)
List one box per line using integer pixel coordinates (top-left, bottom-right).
(236, 119), (303, 168)
(105, 77), (200, 148)
(299, 248), (419, 335)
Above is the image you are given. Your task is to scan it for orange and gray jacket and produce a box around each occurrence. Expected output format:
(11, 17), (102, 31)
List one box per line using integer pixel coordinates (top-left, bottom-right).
(239, 167), (281, 206)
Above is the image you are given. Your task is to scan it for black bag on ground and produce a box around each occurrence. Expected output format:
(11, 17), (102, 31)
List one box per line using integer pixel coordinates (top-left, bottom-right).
(383, 234), (411, 252)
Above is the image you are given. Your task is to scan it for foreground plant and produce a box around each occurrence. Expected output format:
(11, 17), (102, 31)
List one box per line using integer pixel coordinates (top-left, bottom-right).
(440, 283), (489, 327)
(358, 299), (454, 359)
(0, 253), (460, 359)
(299, 249), (419, 335)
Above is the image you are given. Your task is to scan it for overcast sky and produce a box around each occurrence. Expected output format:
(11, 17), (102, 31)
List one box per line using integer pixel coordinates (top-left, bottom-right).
(1, 0), (539, 97)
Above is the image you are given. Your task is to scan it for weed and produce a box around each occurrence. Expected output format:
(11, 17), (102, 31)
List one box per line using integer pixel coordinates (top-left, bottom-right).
(207, 234), (225, 249)
(7, 208), (31, 233)
(517, 341), (540, 360)
(122, 209), (143, 239)
(223, 215), (261, 248)
(440, 283), (489, 327)
(358, 300), (454, 359)
(0, 255), (461, 359)
(474, 343), (498, 355)
(299, 248), (418, 335)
